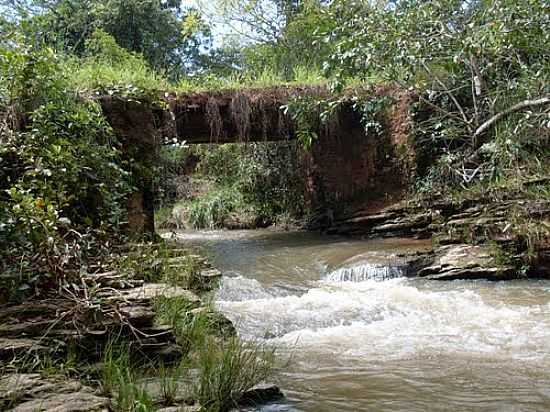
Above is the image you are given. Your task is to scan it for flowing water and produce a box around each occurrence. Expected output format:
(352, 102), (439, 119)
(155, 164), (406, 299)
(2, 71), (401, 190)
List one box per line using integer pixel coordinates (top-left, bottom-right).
(170, 230), (550, 411)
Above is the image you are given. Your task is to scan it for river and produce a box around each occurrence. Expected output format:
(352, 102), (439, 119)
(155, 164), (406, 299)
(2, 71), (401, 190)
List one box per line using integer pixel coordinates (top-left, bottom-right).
(170, 229), (550, 411)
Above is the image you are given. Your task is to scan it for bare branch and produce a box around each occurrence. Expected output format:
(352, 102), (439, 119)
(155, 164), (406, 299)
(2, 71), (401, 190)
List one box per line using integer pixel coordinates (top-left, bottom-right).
(473, 96), (550, 139)
(421, 61), (472, 131)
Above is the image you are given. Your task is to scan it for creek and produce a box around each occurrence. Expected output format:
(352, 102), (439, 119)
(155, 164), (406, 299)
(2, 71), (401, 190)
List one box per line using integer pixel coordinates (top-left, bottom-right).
(172, 229), (550, 412)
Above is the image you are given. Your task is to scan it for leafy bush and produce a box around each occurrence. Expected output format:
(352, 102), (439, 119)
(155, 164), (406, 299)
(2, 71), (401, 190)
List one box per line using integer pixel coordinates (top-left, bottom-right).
(0, 36), (131, 301)
(324, 0), (550, 191)
(156, 141), (306, 230)
(196, 143), (306, 220)
(187, 188), (244, 229)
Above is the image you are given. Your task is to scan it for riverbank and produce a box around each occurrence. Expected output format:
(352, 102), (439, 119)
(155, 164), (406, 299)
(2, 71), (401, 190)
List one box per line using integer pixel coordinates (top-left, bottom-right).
(0, 242), (280, 412)
(324, 182), (550, 280)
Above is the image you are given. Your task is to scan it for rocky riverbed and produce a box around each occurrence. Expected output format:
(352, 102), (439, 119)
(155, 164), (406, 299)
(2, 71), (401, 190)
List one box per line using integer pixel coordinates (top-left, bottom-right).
(0, 244), (281, 412)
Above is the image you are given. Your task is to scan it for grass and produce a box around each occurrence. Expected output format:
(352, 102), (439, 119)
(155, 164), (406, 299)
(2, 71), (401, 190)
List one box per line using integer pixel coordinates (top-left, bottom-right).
(66, 57), (375, 98)
(186, 186), (244, 230)
(99, 296), (275, 412)
(157, 361), (189, 406)
(154, 205), (173, 228)
(113, 241), (206, 290)
(4, 241), (276, 412)
(65, 57), (170, 98)
(154, 296), (235, 354)
(65, 55), (329, 98)
(176, 65), (327, 94)
(195, 337), (276, 412)
(100, 343), (155, 412)
(154, 296), (206, 353)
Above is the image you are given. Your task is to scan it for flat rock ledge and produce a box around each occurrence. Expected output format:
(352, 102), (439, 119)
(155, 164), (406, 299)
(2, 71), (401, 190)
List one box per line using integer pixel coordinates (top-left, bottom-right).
(0, 374), (109, 412)
(110, 283), (201, 304)
(0, 247), (236, 412)
(417, 244), (516, 280)
(0, 282), (202, 366)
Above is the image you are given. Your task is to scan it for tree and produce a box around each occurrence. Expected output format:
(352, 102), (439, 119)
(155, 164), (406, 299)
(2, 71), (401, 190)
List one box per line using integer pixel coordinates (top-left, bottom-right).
(198, 0), (333, 77)
(323, 0), (549, 186)
(3, 0), (212, 77)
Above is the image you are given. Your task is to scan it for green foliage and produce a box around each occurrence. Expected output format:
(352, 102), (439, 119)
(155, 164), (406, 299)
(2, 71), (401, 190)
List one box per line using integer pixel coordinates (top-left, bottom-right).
(113, 242), (207, 292)
(65, 29), (169, 96)
(156, 142), (306, 229)
(14, 0), (211, 77)
(282, 92), (392, 148)
(187, 187), (244, 230)
(0, 36), (131, 300)
(197, 0), (333, 78)
(197, 143), (306, 223)
(324, 0), (549, 192)
(281, 96), (321, 148)
(351, 95), (393, 135)
(101, 343), (155, 412)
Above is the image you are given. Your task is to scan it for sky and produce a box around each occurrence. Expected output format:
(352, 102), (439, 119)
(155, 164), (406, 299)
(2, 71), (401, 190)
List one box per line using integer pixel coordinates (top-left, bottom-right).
(185, 0), (233, 47)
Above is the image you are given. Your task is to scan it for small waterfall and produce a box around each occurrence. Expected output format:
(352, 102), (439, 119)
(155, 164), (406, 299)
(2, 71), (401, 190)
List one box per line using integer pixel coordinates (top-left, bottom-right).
(325, 262), (407, 282)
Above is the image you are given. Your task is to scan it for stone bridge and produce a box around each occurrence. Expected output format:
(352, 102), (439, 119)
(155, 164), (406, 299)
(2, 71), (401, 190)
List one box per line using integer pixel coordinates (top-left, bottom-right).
(99, 85), (416, 234)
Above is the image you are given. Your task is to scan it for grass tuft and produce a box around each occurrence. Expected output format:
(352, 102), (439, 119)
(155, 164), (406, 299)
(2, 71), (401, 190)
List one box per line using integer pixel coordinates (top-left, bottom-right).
(195, 337), (276, 412)
(101, 343), (155, 412)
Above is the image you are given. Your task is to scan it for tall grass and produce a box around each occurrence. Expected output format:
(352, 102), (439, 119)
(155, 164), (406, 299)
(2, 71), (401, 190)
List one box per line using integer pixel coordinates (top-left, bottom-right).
(114, 242), (205, 290)
(187, 187), (244, 229)
(66, 58), (169, 96)
(195, 337), (276, 412)
(176, 65), (327, 94)
(154, 296), (208, 353)
(101, 343), (155, 412)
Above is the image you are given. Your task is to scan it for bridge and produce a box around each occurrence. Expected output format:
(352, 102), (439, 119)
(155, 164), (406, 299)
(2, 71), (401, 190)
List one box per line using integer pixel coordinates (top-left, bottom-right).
(99, 85), (415, 234)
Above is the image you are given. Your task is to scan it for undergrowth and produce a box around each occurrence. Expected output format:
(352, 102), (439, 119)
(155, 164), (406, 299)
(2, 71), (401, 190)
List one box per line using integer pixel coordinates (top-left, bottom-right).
(99, 297), (274, 412)
(155, 142), (306, 230)
(113, 241), (204, 290)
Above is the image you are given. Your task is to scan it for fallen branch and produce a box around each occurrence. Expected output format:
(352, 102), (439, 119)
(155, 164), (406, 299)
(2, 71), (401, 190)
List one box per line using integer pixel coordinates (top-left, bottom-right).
(473, 96), (550, 139)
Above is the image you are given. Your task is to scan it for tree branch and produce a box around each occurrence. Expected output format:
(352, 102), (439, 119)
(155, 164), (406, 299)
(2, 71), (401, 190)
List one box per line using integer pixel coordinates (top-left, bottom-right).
(473, 96), (550, 139)
(421, 61), (472, 132)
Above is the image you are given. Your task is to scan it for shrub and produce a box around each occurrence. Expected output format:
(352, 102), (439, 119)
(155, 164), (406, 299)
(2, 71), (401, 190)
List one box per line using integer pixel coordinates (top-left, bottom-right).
(157, 142), (307, 230)
(187, 188), (244, 229)
(0, 36), (131, 301)
(65, 29), (169, 97)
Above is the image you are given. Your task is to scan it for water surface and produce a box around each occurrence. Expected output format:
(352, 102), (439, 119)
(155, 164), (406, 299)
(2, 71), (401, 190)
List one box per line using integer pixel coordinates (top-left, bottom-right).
(170, 230), (550, 411)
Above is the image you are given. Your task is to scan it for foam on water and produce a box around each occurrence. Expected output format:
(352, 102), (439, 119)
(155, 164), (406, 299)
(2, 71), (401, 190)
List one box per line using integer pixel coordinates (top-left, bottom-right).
(179, 229), (550, 411)
(217, 276), (550, 362)
(215, 275), (274, 301)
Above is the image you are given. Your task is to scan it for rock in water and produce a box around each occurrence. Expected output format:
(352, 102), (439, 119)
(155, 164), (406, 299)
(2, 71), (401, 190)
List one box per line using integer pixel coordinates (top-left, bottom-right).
(418, 244), (516, 280)
(238, 384), (284, 406)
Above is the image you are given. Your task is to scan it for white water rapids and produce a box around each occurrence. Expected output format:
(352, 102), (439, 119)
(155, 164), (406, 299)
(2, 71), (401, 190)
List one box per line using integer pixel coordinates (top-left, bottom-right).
(170, 230), (550, 411)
